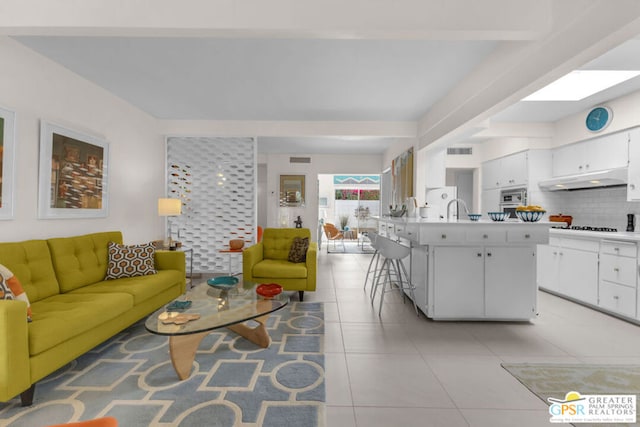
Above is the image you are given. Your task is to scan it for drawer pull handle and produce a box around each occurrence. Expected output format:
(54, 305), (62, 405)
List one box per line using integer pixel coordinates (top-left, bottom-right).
(483, 234), (488, 239)
(477, 253), (482, 257)
(614, 268), (620, 272)
(441, 234), (447, 239)
(613, 295), (619, 300)
(487, 252), (492, 257)
(524, 234), (530, 238)
(614, 247), (620, 251)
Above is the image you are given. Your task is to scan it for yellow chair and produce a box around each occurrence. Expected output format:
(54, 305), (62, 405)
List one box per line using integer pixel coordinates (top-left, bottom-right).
(242, 228), (317, 301)
(323, 223), (345, 252)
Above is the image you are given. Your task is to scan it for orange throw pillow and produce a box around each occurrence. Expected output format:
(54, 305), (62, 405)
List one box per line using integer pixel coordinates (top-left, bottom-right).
(0, 264), (32, 322)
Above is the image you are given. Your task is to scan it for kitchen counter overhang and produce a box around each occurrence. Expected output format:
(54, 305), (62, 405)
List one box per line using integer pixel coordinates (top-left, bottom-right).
(373, 216), (553, 246)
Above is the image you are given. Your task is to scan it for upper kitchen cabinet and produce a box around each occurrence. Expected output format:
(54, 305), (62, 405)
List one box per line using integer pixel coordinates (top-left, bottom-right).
(482, 150), (550, 190)
(627, 127), (640, 201)
(552, 131), (629, 177)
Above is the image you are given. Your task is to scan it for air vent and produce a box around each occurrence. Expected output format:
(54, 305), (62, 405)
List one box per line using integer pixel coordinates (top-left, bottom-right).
(290, 157), (311, 163)
(447, 147), (473, 155)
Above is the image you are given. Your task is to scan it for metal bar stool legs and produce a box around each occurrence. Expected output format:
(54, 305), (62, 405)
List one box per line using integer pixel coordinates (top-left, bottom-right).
(363, 232), (380, 293)
(372, 236), (419, 317)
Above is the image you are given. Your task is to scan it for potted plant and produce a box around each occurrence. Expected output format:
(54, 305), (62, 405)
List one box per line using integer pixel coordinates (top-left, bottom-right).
(339, 214), (349, 231)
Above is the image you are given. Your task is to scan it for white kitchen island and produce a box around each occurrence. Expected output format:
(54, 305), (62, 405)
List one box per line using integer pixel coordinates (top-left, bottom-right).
(373, 216), (554, 321)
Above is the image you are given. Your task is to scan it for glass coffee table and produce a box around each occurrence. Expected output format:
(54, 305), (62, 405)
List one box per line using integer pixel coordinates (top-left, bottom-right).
(145, 279), (288, 380)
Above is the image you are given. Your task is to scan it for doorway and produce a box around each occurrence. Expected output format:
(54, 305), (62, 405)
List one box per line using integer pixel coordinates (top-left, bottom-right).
(318, 174), (380, 253)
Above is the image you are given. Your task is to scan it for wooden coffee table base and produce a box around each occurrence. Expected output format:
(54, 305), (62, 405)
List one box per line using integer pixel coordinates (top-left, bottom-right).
(168, 313), (271, 380)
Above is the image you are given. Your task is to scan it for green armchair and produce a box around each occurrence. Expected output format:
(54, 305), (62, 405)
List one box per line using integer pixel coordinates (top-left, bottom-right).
(242, 228), (317, 301)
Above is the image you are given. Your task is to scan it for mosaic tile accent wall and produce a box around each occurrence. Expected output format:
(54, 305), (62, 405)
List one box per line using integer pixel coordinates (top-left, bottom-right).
(167, 137), (256, 273)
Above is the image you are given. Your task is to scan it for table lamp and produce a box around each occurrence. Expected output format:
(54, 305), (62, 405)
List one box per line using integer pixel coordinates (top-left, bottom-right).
(158, 198), (182, 248)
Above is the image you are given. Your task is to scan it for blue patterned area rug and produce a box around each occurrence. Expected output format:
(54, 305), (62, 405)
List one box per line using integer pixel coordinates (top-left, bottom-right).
(0, 301), (325, 427)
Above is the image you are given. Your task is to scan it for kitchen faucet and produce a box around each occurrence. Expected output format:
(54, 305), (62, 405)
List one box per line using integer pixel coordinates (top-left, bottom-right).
(447, 198), (469, 221)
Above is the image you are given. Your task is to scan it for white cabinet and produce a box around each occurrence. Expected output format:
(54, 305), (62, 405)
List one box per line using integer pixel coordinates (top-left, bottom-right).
(627, 127), (640, 201)
(481, 189), (500, 216)
(432, 245), (536, 320)
(485, 246), (536, 319)
(538, 236), (599, 305)
(539, 233), (640, 323)
(598, 240), (637, 318)
(410, 245), (429, 314)
(432, 246), (485, 319)
(558, 247), (599, 305)
(552, 132), (629, 177)
(482, 151), (528, 189)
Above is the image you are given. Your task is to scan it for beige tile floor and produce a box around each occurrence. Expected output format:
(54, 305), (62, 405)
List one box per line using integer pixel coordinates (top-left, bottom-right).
(305, 249), (640, 427)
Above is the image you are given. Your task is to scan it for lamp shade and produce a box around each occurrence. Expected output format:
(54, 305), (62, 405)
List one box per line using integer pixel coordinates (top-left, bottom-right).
(158, 198), (182, 216)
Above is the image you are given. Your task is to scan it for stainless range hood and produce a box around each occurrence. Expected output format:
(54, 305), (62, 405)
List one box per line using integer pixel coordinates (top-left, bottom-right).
(538, 167), (628, 191)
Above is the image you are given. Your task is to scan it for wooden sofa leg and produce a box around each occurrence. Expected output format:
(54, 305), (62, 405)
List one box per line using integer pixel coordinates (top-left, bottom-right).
(20, 384), (35, 406)
(298, 291), (304, 301)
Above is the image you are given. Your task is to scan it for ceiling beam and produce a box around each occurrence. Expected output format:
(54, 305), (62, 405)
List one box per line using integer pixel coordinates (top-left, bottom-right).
(159, 119), (417, 138)
(417, 0), (640, 148)
(0, 0), (549, 39)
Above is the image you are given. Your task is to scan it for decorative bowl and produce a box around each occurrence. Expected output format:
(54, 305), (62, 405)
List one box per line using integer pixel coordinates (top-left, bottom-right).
(468, 213), (481, 221)
(229, 239), (245, 250)
(488, 212), (509, 221)
(256, 283), (283, 298)
(389, 209), (406, 217)
(515, 210), (546, 222)
(207, 276), (239, 290)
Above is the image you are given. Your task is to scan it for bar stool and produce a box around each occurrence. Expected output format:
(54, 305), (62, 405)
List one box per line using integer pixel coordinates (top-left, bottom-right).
(370, 236), (419, 317)
(363, 231), (381, 293)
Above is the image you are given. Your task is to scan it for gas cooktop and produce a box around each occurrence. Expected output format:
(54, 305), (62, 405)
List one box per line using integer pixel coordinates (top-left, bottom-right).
(553, 225), (619, 232)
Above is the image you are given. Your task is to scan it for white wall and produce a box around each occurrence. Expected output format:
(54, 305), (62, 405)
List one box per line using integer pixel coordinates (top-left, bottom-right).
(554, 88), (640, 147)
(0, 37), (164, 243)
(263, 153), (382, 241)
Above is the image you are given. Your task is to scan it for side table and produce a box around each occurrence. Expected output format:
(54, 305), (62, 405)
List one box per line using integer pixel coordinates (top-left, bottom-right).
(218, 248), (243, 276)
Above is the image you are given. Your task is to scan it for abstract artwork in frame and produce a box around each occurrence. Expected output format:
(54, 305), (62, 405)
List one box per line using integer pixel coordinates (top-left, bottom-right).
(38, 121), (109, 219)
(0, 106), (16, 220)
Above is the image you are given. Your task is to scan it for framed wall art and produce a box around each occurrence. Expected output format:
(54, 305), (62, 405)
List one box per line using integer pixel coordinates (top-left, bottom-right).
(38, 121), (109, 219)
(279, 174), (305, 207)
(0, 106), (16, 220)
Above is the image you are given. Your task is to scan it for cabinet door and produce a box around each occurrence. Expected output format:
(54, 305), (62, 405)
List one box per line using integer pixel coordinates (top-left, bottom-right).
(584, 132), (628, 172)
(410, 245), (428, 314)
(537, 244), (560, 292)
(502, 151), (528, 187)
(628, 129), (640, 200)
(485, 246), (536, 319)
(552, 144), (583, 176)
(599, 281), (636, 318)
(558, 248), (598, 305)
(433, 246), (484, 318)
(482, 158), (501, 189)
(481, 188), (500, 216)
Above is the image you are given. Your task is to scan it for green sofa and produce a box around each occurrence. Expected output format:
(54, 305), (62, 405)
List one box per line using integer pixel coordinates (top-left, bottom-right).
(242, 228), (317, 301)
(0, 231), (186, 406)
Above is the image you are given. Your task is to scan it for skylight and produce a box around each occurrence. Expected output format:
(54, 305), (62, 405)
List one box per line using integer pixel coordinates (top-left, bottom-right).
(523, 70), (640, 101)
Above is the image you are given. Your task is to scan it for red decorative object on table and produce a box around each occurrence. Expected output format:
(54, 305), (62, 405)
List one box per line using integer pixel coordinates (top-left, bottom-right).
(256, 283), (283, 298)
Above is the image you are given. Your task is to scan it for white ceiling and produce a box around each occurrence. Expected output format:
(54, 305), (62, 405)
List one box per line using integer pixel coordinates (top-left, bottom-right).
(5, 1), (640, 155)
(12, 37), (497, 122)
(492, 38), (640, 123)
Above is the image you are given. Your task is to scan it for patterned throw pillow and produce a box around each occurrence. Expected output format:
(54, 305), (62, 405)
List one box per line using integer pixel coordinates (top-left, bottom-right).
(288, 237), (309, 263)
(105, 242), (157, 280)
(0, 264), (32, 322)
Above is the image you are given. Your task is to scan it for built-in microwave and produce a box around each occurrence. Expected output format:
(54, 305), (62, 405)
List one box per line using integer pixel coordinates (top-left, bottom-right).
(499, 188), (527, 218)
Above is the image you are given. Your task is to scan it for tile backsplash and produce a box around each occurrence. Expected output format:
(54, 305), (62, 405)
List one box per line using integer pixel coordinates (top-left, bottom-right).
(540, 186), (640, 231)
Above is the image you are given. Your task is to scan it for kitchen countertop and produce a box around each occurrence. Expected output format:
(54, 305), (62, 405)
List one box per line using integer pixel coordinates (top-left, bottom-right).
(373, 216), (556, 226)
(550, 228), (640, 242)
